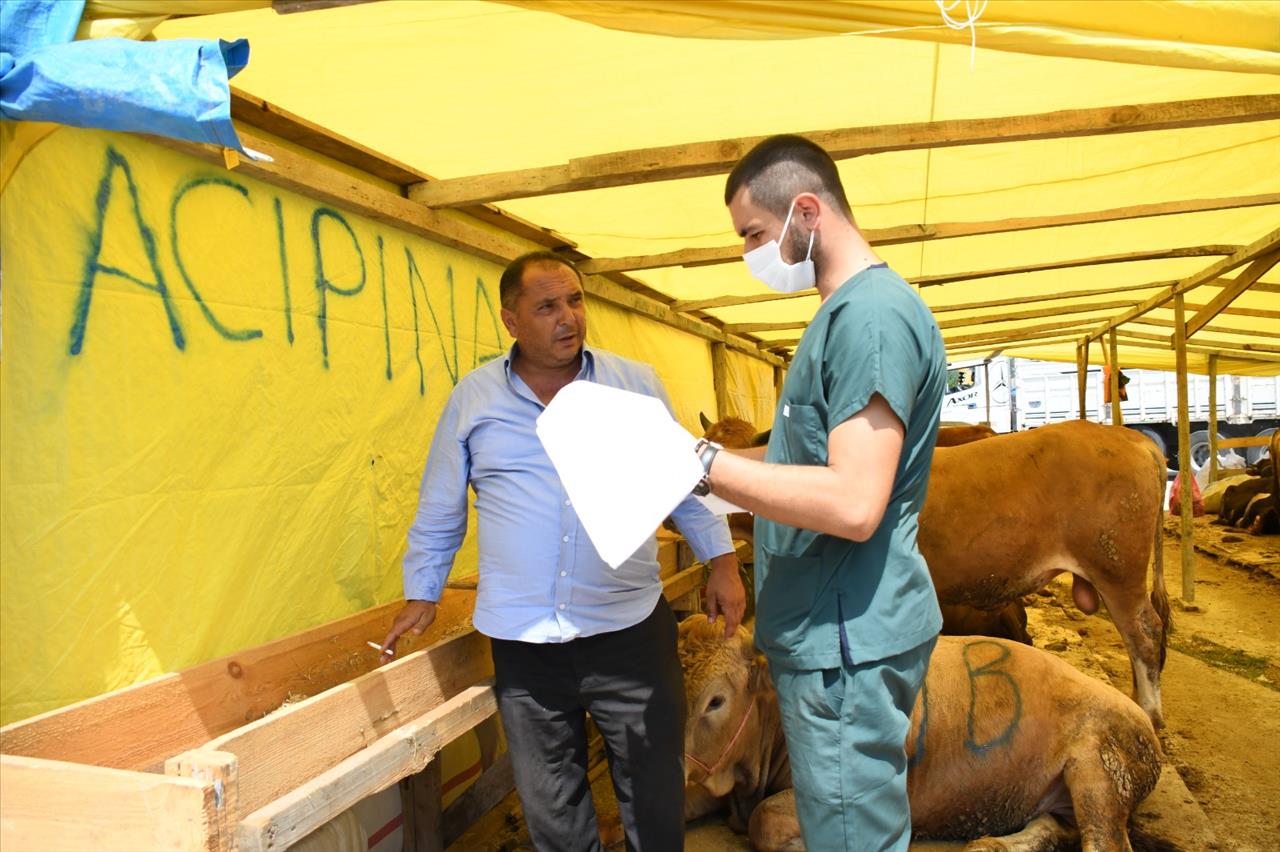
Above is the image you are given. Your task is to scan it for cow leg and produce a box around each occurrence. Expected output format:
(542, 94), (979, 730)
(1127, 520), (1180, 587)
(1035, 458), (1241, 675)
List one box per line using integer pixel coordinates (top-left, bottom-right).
(961, 813), (1078, 852)
(1063, 752), (1143, 852)
(747, 789), (804, 852)
(1101, 591), (1164, 727)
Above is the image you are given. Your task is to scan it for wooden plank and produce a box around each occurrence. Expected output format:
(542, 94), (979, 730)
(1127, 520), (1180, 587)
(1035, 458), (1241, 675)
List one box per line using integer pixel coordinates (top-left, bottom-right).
(711, 342), (732, 420)
(1218, 436), (1272, 449)
(149, 130), (525, 269)
(1076, 339), (1089, 420)
(912, 245), (1241, 288)
(0, 588), (477, 772)
(936, 299), (1140, 331)
(0, 754), (224, 852)
(409, 94), (1280, 207)
(1209, 354), (1220, 481)
(944, 318), (1102, 346)
(1185, 250), (1280, 338)
(672, 275), (1278, 315)
(201, 629), (493, 819)
(580, 195), (1280, 274)
(946, 335), (1085, 358)
(1089, 227), (1280, 340)
(236, 683), (498, 852)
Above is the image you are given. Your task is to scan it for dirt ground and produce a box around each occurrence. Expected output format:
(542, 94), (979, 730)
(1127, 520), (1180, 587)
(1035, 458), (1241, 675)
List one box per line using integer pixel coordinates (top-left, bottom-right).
(451, 520), (1280, 851)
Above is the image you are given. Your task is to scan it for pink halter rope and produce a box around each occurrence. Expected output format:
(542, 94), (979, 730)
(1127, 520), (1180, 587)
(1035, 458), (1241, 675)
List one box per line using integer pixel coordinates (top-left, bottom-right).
(685, 698), (755, 782)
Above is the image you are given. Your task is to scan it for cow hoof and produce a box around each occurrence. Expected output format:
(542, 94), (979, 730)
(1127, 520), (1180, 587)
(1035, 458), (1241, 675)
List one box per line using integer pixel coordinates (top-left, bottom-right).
(963, 839), (1010, 852)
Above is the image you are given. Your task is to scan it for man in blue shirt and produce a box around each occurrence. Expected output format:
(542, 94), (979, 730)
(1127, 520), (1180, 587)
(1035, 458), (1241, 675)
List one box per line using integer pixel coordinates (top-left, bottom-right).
(692, 136), (946, 850)
(381, 252), (745, 851)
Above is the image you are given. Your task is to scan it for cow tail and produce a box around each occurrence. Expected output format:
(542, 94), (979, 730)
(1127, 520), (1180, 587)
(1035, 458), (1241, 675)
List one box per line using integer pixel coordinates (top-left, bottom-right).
(1150, 445), (1171, 671)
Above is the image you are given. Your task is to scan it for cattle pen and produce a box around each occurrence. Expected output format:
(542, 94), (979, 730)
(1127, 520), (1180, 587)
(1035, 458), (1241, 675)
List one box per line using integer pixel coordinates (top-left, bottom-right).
(2, 2), (1277, 851)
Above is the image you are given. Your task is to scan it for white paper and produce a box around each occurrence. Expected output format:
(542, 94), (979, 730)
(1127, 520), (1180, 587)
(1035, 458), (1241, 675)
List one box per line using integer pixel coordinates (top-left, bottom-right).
(536, 381), (703, 568)
(695, 492), (746, 516)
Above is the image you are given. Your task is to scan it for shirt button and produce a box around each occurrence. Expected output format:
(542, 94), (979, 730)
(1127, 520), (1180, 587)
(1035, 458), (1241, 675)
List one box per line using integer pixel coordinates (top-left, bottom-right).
(560, 570), (567, 577)
(558, 603), (566, 610)
(564, 499), (571, 506)
(561, 535), (569, 543)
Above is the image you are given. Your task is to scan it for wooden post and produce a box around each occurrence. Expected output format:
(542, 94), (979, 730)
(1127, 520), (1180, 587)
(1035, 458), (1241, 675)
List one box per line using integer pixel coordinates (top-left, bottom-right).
(1108, 329), (1123, 425)
(164, 750), (238, 849)
(773, 364), (786, 408)
(1208, 354), (1220, 483)
(1174, 295), (1195, 602)
(1076, 338), (1089, 420)
(711, 342), (732, 420)
(401, 759), (444, 852)
(983, 361), (992, 424)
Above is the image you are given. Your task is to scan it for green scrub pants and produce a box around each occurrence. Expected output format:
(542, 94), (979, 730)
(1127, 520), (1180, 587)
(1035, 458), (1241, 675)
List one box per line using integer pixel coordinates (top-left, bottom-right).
(770, 636), (936, 851)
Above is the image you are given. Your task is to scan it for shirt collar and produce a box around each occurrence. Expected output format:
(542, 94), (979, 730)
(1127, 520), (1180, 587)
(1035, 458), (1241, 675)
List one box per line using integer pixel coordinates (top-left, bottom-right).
(502, 343), (596, 385)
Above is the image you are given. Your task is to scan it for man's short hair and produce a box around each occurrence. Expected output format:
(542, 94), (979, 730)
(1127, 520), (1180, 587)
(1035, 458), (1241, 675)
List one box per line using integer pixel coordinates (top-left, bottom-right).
(499, 252), (582, 309)
(724, 135), (854, 223)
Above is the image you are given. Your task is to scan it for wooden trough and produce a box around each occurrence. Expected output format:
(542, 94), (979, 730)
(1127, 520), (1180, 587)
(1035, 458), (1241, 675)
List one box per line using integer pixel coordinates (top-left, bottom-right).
(1, 536), (699, 851)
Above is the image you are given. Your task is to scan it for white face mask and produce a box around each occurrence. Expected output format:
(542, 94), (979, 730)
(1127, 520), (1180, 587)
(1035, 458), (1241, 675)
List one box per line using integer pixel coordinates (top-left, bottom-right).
(743, 199), (816, 293)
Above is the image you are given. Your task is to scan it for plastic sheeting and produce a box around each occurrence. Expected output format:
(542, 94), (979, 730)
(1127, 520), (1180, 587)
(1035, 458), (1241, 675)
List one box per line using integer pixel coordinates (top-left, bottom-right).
(1, 0), (248, 149)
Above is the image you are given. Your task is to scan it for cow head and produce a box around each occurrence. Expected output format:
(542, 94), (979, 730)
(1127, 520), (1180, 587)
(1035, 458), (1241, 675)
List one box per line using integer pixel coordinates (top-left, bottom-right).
(678, 614), (768, 797)
(700, 412), (770, 449)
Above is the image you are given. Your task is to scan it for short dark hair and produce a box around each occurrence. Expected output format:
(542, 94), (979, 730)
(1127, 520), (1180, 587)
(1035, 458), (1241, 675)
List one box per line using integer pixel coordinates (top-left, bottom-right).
(499, 252), (582, 309)
(724, 135), (854, 222)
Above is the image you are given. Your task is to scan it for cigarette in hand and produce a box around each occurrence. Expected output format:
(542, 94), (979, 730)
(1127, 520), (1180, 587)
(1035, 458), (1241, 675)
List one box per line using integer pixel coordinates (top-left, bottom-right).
(367, 640), (393, 656)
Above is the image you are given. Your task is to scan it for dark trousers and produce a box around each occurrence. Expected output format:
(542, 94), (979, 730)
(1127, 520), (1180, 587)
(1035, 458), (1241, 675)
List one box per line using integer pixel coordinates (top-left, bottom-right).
(490, 597), (686, 852)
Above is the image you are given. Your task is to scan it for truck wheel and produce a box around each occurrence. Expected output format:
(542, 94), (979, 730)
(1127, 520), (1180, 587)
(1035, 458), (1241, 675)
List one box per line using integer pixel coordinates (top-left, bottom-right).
(1248, 427), (1276, 465)
(1188, 429), (1225, 472)
(1133, 427), (1168, 468)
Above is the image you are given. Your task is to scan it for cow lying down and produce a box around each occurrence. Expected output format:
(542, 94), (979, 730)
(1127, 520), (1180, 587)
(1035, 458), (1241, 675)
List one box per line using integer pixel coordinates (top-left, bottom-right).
(680, 615), (1162, 852)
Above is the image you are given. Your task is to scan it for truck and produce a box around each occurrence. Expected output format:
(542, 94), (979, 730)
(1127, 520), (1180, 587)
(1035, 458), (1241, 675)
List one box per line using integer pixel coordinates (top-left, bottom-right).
(943, 356), (1279, 473)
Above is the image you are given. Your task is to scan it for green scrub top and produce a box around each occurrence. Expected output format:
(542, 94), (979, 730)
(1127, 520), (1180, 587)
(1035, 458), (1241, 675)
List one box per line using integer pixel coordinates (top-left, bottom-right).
(755, 265), (946, 670)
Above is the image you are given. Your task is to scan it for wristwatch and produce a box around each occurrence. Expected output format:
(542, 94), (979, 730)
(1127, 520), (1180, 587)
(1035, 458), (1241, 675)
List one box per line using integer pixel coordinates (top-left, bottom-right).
(692, 438), (722, 496)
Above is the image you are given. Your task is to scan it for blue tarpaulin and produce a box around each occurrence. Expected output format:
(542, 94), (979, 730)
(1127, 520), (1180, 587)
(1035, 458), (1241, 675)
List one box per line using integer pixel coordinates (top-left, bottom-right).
(0, 0), (247, 150)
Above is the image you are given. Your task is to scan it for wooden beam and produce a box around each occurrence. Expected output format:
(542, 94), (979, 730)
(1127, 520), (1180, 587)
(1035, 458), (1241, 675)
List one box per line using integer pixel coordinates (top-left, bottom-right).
(1089, 227), (1280, 340)
(1109, 330), (1123, 425)
(1208, 354), (1220, 482)
(673, 275), (1279, 315)
(1185, 250), (1280, 338)
(935, 299), (1140, 331)
(1174, 294), (1195, 603)
(582, 195), (1280, 274)
(944, 318), (1102, 346)
(165, 750), (238, 849)
(236, 682), (498, 852)
(0, 754), (226, 852)
(410, 94), (1280, 208)
(1170, 336), (1280, 355)
(1076, 339), (1089, 420)
(946, 335), (1084, 358)
(0, 589), (478, 772)
(913, 245), (1240, 288)
(1218, 435), (1273, 450)
(711, 343), (732, 420)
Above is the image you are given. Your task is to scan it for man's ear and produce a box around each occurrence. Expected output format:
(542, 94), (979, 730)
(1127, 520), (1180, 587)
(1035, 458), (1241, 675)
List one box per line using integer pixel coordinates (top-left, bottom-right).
(500, 307), (518, 338)
(793, 192), (822, 229)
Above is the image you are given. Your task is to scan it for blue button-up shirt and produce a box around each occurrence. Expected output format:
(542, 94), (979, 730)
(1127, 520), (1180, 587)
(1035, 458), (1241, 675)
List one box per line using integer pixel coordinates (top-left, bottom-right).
(403, 344), (734, 643)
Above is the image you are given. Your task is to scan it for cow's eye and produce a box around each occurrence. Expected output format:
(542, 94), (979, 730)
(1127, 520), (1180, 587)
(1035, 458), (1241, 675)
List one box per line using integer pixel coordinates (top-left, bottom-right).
(706, 695), (725, 712)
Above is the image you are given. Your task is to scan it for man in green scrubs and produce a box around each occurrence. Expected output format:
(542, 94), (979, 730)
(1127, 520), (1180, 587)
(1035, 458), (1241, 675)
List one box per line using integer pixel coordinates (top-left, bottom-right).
(694, 135), (946, 850)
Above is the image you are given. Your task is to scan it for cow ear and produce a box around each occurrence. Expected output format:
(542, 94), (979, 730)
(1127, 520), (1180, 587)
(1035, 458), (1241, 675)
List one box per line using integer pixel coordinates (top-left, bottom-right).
(752, 429), (771, 446)
(700, 411), (713, 432)
(747, 654), (769, 694)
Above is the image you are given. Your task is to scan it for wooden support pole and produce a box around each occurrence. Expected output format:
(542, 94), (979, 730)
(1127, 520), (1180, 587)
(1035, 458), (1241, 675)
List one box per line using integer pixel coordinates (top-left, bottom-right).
(1076, 339), (1089, 420)
(1108, 330), (1123, 425)
(983, 361), (992, 425)
(1208, 354), (1220, 483)
(711, 342), (732, 421)
(400, 758), (444, 852)
(1174, 295), (1195, 603)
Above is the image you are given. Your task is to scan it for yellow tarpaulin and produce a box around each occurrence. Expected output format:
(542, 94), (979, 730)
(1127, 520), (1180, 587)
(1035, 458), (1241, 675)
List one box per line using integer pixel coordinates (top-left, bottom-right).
(2, 0), (1277, 722)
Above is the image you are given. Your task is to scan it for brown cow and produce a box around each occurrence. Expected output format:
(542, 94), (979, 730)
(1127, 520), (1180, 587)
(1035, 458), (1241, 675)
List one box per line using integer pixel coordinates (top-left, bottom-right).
(679, 615), (1162, 852)
(922, 421), (1170, 725)
(936, 423), (998, 447)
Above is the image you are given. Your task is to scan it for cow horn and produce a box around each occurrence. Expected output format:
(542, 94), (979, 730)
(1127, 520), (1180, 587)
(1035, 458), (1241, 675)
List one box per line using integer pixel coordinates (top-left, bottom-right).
(699, 412), (713, 432)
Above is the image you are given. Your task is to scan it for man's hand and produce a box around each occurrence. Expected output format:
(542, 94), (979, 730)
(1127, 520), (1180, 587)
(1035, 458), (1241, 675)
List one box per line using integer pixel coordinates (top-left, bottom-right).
(379, 600), (437, 661)
(704, 553), (747, 638)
